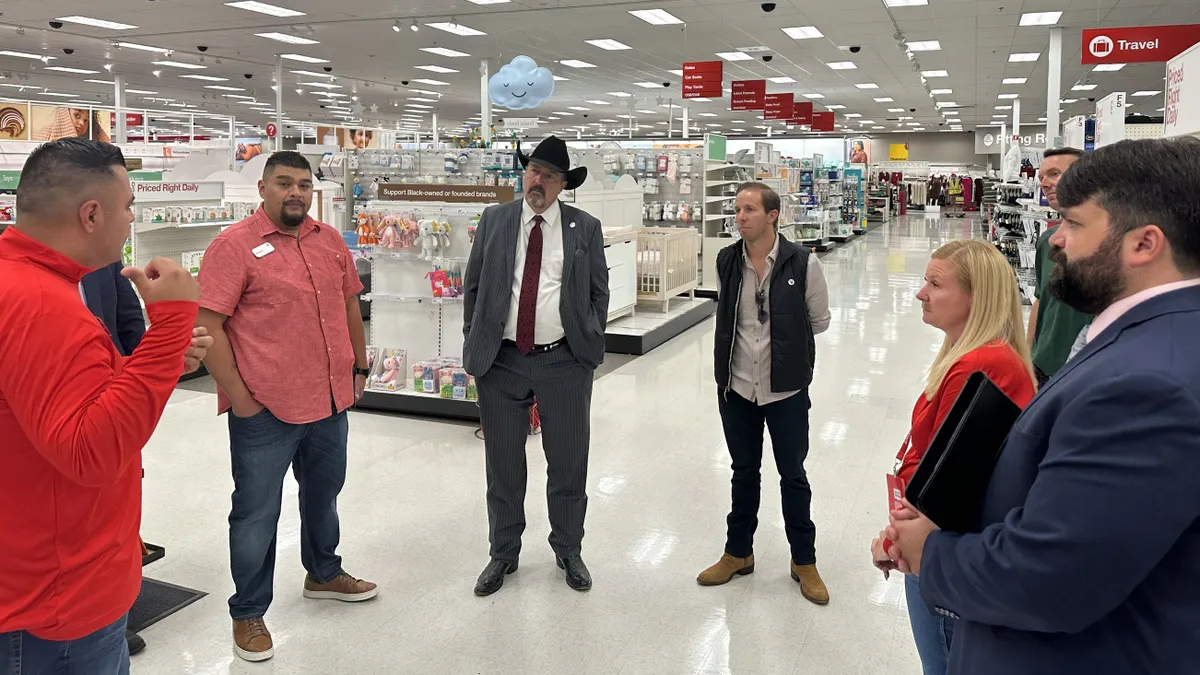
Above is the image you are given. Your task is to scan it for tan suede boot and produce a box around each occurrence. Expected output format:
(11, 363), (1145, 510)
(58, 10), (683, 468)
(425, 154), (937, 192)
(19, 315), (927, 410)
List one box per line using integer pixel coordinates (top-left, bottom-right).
(791, 562), (829, 605)
(696, 553), (755, 586)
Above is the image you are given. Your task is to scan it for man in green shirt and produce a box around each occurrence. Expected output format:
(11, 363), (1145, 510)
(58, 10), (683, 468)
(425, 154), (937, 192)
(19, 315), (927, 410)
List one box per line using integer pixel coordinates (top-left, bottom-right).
(1028, 147), (1091, 387)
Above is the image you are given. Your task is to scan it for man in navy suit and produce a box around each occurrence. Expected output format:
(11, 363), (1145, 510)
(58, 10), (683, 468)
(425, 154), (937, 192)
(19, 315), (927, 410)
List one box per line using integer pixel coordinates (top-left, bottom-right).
(80, 262), (212, 656)
(888, 137), (1200, 675)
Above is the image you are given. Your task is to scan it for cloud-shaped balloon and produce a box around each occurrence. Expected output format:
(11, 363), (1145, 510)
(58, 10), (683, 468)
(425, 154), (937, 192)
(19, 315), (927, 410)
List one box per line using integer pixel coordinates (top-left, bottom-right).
(489, 55), (554, 110)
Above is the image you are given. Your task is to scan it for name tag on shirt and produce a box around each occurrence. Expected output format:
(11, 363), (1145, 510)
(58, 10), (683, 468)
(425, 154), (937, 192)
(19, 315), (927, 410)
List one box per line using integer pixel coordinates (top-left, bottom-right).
(252, 242), (275, 258)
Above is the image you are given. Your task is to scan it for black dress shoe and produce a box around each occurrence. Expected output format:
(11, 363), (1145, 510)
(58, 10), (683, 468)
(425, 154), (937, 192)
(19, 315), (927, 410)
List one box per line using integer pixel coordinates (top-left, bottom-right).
(126, 629), (146, 656)
(473, 559), (518, 597)
(556, 555), (592, 591)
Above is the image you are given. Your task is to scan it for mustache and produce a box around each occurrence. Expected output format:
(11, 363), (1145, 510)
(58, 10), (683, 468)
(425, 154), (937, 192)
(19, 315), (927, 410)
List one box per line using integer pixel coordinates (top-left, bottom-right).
(528, 186), (545, 195)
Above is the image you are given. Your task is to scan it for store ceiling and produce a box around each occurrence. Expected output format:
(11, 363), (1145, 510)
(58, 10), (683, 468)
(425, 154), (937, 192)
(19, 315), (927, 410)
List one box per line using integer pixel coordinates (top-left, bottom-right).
(0, 0), (1190, 139)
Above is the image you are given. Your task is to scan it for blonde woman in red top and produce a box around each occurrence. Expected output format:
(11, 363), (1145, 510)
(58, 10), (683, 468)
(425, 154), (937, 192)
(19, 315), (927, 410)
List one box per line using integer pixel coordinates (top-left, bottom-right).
(871, 239), (1036, 675)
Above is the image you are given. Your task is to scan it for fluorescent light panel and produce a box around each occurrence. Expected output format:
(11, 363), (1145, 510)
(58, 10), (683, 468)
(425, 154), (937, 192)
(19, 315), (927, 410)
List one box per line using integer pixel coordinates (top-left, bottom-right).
(420, 47), (470, 58)
(634, 82), (660, 88)
(55, 16), (137, 30)
(921, 70), (948, 77)
(1132, 90), (1160, 96)
(0, 50), (53, 60)
(412, 78), (449, 86)
(768, 76), (796, 84)
(45, 66), (100, 74)
(931, 88), (952, 95)
(628, 9), (683, 25)
(585, 39), (631, 50)
(1093, 63), (1125, 72)
(855, 83), (879, 89)
(1019, 11), (1061, 26)
(825, 104), (845, 109)
(206, 85), (246, 91)
(804, 93), (825, 99)
(907, 41), (941, 51)
(1009, 53), (1040, 62)
(414, 65), (458, 73)
(874, 97), (894, 102)
(179, 74), (228, 81)
(885, 0), (927, 5)
(998, 93), (1019, 99)
(782, 26), (823, 40)
(426, 22), (486, 36)
(280, 54), (329, 63)
(153, 61), (206, 69)
(560, 60), (596, 68)
(1072, 83), (1097, 91)
(255, 32), (318, 44)
(115, 42), (170, 53)
(224, 1), (305, 17)
(1002, 77), (1027, 84)
(716, 51), (753, 62)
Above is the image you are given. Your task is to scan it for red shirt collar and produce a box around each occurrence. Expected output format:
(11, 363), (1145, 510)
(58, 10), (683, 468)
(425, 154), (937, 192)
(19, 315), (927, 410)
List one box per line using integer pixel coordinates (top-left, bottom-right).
(0, 226), (93, 283)
(249, 203), (320, 239)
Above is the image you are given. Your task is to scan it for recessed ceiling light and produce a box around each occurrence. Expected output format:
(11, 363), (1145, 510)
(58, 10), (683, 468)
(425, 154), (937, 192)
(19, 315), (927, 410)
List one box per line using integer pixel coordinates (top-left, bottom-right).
(412, 78), (450, 86)
(907, 41), (941, 51)
(885, 0), (927, 5)
(560, 59), (596, 68)
(1002, 77), (1028, 85)
(153, 61), (206, 69)
(636, 109), (657, 114)
(585, 39), (631, 50)
(420, 47), (470, 58)
(936, 101), (958, 108)
(84, 79), (115, 85)
(1072, 83), (1097, 91)
(942, 111), (958, 115)
(1009, 53), (1040, 62)
(179, 74), (228, 81)
(930, 89), (953, 95)
(37, 92), (79, 98)
(804, 93), (824, 99)
(206, 85), (247, 91)
(585, 100), (612, 105)
(826, 61), (857, 70)
(634, 82), (661, 88)
(551, 111), (575, 116)
(855, 83), (879, 89)
(225, 1), (305, 17)
(826, 104), (845, 110)
(567, 106), (591, 111)
(858, 120), (875, 124)
(406, 103), (434, 109)
(993, 114), (1007, 119)
(280, 53), (329, 63)
(44, 66), (100, 74)
(415, 65), (459, 74)
(552, 75), (569, 81)
(768, 76), (796, 84)
(872, 126), (886, 130)
(887, 108), (904, 113)
(716, 51), (754, 62)
(781, 26), (823, 40)
(698, 112), (718, 117)
(0, 50), (55, 60)
(408, 97), (437, 103)
(55, 16), (137, 30)
(1020, 11), (1062, 26)
(998, 93), (1019, 99)
(921, 70), (949, 78)
(628, 9), (683, 24)
(874, 97), (894, 102)
(300, 81), (342, 89)
(223, 94), (255, 100)
(255, 32), (319, 44)
(844, 113), (862, 118)
(606, 92), (632, 98)
(912, 127), (925, 131)
(1092, 63), (1126, 72)
(467, 0), (510, 4)
(995, 105), (1012, 110)
(114, 42), (171, 54)
(1060, 98), (1079, 103)
(1132, 90), (1161, 97)
(690, 98), (712, 102)
(898, 116), (913, 120)
(427, 22), (486, 36)
(322, 92), (348, 97)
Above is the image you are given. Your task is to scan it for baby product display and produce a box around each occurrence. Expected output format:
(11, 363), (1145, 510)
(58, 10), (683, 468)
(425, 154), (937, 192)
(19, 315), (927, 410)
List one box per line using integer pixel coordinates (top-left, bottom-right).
(368, 347), (409, 392)
(409, 358), (477, 400)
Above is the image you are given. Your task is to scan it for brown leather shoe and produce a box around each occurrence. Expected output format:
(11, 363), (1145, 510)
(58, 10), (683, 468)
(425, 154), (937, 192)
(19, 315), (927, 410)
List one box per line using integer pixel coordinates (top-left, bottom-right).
(791, 562), (829, 605)
(233, 617), (274, 662)
(303, 573), (379, 602)
(697, 553), (755, 586)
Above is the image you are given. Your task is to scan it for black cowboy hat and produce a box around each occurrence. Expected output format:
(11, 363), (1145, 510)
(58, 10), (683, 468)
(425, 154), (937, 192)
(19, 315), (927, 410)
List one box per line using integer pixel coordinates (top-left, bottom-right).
(517, 135), (588, 190)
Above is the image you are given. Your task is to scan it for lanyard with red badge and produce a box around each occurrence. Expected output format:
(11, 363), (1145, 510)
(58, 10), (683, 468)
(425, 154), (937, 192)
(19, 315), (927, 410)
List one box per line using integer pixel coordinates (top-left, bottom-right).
(882, 432), (914, 560)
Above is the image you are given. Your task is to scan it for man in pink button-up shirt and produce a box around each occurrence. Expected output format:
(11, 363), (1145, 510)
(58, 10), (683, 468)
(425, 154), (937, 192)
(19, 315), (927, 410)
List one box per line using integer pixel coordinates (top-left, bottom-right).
(197, 152), (375, 663)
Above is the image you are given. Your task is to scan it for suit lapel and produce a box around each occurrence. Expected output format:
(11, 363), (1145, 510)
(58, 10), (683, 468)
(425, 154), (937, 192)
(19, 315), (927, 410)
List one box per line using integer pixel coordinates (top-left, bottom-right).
(560, 202), (579, 288)
(500, 200), (521, 288)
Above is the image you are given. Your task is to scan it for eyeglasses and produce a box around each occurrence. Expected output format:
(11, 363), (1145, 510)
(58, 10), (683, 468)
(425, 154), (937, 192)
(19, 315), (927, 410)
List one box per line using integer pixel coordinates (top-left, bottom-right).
(755, 289), (767, 324)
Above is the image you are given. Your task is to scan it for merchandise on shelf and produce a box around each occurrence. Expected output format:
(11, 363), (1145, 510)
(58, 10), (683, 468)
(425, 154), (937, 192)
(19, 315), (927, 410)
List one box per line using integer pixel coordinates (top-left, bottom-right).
(181, 251), (204, 275)
(368, 347), (408, 392)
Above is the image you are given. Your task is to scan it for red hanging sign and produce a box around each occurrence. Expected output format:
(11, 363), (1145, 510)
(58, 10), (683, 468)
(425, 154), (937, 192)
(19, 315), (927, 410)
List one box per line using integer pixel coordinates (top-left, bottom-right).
(682, 60), (723, 99)
(788, 100), (814, 126)
(763, 93), (793, 120)
(125, 113), (144, 126)
(731, 80), (766, 111)
(1081, 24), (1200, 64)
(811, 111), (834, 132)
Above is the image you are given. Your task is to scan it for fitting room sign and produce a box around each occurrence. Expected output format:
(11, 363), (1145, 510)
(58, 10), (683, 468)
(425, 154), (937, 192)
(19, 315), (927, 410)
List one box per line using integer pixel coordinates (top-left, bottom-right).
(378, 184), (514, 204)
(1082, 25), (1200, 64)
(682, 61), (723, 99)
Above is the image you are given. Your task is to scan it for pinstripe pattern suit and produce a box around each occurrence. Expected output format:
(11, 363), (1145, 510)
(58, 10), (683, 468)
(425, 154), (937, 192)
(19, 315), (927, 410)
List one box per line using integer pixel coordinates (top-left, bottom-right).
(463, 198), (609, 562)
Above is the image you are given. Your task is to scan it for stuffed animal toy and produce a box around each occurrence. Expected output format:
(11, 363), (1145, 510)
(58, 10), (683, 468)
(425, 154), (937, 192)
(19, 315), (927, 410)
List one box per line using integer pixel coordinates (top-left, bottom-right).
(467, 216), (480, 245)
(379, 215), (400, 248)
(355, 212), (373, 246)
(378, 356), (399, 385)
(663, 202), (677, 222)
(418, 219), (437, 261)
(435, 220), (452, 255)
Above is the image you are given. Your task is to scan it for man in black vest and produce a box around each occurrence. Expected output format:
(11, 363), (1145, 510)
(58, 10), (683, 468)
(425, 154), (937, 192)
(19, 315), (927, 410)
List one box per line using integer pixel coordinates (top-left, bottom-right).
(698, 182), (832, 605)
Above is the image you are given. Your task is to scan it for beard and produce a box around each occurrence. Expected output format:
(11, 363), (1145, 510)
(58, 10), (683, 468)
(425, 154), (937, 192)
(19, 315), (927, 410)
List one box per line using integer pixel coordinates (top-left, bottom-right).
(279, 202), (306, 228)
(1048, 231), (1125, 315)
(525, 185), (546, 208)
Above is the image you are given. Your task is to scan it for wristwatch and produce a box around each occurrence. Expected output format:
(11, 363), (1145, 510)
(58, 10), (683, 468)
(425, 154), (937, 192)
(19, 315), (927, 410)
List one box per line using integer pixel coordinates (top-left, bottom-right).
(354, 367), (370, 378)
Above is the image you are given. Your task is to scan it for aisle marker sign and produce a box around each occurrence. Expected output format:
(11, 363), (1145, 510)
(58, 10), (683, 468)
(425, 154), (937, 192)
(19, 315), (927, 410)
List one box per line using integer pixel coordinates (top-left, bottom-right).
(266, 123), (277, 138)
(1081, 24), (1200, 64)
(1164, 42), (1198, 136)
(788, 99), (814, 126)
(682, 60), (723, 99)
(731, 80), (766, 110)
(811, 111), (834, 132)
(763, 93), (793, 120)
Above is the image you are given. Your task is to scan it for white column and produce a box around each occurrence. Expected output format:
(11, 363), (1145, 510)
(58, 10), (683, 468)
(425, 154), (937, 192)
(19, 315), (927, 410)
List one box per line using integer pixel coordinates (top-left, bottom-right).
(189, 114), (195, 144)
(1046, 27), (1063, 147)
(432, 112), (439, 147)
(681, 106), (689, 139)
(767, 125), (773, 138)
(999, 122), (1007, 161)
(275, 56), (284, 153)
(480, 59), (492, 144)
(113, 75), (127, 143)
(229, 117), (236, 168)
(1012, 99), (1021, 139)
(667, 104), (674, 139)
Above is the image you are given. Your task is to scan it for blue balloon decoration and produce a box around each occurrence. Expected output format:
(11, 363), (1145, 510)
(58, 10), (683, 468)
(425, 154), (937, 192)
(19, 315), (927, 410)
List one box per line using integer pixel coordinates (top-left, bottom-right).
(489, 55), (554, 110)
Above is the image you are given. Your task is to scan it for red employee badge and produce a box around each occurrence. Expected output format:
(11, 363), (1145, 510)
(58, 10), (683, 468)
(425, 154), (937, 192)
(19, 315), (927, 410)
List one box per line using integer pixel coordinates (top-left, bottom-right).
(882, 474), (905, 560)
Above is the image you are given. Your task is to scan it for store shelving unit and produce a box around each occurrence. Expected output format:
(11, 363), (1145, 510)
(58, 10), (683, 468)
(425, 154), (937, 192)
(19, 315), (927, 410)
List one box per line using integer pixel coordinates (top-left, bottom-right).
(700, 136), (755, 292)
(128, 180), (253, 272)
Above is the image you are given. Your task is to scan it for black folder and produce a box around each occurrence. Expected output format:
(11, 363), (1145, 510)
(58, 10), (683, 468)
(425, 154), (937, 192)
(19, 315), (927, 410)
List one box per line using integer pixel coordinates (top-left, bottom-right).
(905, 371), (1022, 532)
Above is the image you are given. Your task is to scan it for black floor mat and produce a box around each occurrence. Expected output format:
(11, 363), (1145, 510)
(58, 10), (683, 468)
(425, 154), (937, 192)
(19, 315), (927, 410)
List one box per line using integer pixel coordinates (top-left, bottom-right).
(127, 578), (207, 633)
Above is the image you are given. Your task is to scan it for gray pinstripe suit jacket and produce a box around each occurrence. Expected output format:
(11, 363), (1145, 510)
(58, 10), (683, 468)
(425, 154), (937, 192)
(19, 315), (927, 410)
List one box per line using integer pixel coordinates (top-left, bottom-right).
(462, 198), (610, 377)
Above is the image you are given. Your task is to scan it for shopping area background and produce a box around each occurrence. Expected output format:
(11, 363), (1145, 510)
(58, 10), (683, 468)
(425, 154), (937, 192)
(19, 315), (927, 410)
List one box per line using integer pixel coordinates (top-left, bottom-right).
(2, 4), (1200, 675)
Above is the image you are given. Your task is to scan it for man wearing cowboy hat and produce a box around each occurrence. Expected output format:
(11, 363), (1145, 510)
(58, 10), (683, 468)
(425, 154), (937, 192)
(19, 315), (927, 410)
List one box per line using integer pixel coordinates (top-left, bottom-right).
(463, 135), (609, 596)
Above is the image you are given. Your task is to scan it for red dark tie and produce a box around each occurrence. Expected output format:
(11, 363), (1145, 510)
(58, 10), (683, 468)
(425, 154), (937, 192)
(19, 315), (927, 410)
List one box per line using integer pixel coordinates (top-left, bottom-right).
(515, 215), (543, 354)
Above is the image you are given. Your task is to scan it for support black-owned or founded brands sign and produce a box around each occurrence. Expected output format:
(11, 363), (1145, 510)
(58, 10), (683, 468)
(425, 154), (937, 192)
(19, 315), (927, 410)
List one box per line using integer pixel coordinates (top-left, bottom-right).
(377, 184), (514, 204)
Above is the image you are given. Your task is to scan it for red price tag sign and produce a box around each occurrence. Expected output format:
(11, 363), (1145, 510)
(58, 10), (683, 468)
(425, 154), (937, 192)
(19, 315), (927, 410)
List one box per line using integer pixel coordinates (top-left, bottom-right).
(763, 93), (794, 120)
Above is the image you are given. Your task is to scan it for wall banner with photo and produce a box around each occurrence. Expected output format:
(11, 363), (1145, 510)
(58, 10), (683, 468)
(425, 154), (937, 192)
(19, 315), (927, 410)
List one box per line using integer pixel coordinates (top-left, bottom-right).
(846, 137), (870, 165)
(0, 103), (31, 141)
(28, 106), (112, 143)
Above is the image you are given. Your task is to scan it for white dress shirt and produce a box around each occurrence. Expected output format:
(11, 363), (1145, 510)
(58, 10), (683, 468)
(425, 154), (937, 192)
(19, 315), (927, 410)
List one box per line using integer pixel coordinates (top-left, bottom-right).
(504, 198), (566, 345)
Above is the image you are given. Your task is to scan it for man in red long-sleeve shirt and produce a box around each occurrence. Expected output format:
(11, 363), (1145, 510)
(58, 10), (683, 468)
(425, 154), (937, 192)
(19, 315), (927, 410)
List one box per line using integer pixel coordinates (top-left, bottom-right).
(0, 138), (205, 675)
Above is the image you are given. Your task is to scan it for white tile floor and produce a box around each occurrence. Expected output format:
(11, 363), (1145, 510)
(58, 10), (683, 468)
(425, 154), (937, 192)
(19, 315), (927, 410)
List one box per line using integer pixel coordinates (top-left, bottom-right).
(133, 215), (982, 675)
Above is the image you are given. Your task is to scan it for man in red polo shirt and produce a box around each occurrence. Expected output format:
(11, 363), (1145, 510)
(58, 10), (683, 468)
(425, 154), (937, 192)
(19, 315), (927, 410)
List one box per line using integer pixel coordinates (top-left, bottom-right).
(197, 151), (375, 663)
(0, 138), (202, 674)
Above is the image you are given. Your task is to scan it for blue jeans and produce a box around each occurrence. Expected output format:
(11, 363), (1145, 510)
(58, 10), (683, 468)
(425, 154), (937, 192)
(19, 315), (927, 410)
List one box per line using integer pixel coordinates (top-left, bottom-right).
(228, 407), (348, 620)
(906, 574), (955, 675)
(1, 614), (129, 675)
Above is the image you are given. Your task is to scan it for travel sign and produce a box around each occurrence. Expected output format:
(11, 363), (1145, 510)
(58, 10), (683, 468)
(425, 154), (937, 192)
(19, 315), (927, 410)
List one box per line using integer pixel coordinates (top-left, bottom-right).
(1082, 24), (1200, 64)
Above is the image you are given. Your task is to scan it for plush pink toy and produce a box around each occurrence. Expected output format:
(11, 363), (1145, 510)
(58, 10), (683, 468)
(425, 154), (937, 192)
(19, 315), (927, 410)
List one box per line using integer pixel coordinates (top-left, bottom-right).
(378, 356), (399, 384)
(379, 215), (400, 248)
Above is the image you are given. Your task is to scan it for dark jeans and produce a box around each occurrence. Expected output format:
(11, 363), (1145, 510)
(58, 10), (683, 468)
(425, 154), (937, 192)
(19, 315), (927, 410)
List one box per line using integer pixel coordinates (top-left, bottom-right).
(227, 407), (348, 620)
(717, 389), (816, 565)
(2, 615), (129, 675)
(906, 574), (955, 675)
